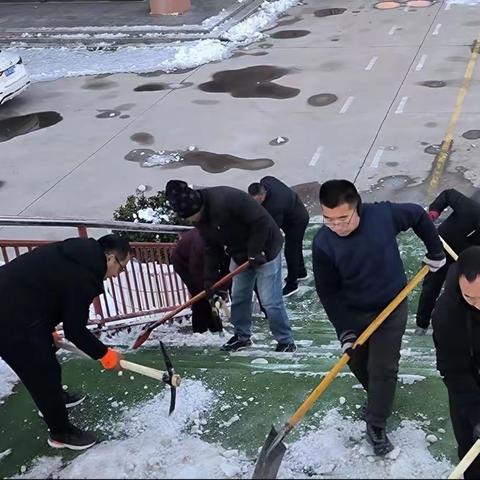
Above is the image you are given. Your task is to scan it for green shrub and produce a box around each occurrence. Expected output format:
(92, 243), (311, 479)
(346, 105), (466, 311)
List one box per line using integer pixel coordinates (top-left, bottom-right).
(112, 190), (183, 243)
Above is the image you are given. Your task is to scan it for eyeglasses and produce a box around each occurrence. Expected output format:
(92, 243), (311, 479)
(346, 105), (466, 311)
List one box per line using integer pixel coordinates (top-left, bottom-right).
(114, 255), (126, 272)
(323, 210), (356, 229)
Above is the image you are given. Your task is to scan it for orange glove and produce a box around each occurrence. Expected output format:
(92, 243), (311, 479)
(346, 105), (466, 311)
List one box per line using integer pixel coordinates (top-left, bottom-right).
(100, 348), (122, 370)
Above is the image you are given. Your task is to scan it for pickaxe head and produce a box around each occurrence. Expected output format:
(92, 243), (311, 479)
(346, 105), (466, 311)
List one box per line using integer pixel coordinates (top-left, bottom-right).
(160, 341), (181, 415)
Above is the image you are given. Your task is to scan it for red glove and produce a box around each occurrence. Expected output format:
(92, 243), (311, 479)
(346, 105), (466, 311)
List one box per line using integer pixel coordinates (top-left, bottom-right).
(100, 348), (122, 370)
(428, 210), (440, 222)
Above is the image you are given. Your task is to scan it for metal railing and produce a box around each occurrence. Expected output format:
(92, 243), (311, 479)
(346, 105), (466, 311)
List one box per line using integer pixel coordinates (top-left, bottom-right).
(0, 216), (192, 330)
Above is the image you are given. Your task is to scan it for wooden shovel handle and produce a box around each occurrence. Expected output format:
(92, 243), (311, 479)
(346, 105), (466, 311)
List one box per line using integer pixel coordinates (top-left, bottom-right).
(287, 264), (429, 428)
(449, 439), (480, 479)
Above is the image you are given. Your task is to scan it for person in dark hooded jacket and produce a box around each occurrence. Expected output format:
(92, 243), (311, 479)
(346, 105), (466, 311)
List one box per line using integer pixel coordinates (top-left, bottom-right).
(433, 246), (480, 479)
(416, 189), (480, 335)
(165, 180), (295, 353)
(248, 176), (309, 298)
(171, 228), (228, 333)
(0, 234), (130, 450)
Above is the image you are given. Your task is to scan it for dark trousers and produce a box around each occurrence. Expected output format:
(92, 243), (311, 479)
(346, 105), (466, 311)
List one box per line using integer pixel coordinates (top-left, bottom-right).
(448, 392), (480, 479)
(347, 300), (408, 428)
(284, 205), (309, 286)
(416, 260), (451, 328)
(0, 335), (70, 435)
(191, 296), (222, 333)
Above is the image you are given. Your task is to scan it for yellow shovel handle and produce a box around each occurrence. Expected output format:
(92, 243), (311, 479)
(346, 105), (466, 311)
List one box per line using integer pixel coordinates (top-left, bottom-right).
(288, 264), (429, 428)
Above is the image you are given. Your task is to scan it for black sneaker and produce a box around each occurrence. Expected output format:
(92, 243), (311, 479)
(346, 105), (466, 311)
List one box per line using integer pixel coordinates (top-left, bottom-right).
(283, 283), (299, 297)
(366, 423), (394, 456)
(63, 391), (86, 408)
(220, 335), (252, 352)
(48, 425), (97, 451)
(414, 326), (428, 336)
(39, 391), (86, 418)
(297, 269), (309, 281)
(275, 342), (297, 353)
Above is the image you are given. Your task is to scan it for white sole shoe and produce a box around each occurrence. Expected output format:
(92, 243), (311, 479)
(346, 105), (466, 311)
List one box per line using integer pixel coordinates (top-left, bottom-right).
(283, 286), (299, 298)
(47, 438), (96, 450)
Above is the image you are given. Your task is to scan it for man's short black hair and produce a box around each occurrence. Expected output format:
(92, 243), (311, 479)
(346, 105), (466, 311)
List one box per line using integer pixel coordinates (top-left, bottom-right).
(98, 234), (131, 261)
(248, 182), (266, 196)
(319, 179), (361, 209)
(458, 246), (480, 282)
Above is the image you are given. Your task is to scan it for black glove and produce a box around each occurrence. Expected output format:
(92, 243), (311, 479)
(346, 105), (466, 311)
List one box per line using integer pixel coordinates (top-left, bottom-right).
(339, 330), (358, 356)
(248, 254), (267, 268)
(423, 251), (447, 272)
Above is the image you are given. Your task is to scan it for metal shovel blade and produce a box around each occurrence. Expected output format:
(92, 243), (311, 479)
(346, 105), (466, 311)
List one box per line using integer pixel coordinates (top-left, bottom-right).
(252, 425), (287, 479)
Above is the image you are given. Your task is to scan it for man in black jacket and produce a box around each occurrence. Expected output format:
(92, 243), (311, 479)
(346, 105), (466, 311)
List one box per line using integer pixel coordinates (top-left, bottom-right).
(166, 180), (295, 352)
(416, 189), (480, 335)
(312, 180), (445, 455)
(248, 176), (309, 297)
(0, 234), (129, 450)
(432, 246), (480, 479)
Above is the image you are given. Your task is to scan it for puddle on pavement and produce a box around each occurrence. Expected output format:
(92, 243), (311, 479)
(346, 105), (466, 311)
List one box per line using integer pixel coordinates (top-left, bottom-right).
(425, 122), (438, 127)
(314, 8), (347, 16)
(96, 104), (133, 119)
(462, 130), (480, 140)
(198, 66), (300, 100)
(137, 67), (197, 78)
(232, 51), (269, 58)
(276, 16), (304, 27)
(0, 181), (4, 189)
(82, 79), (118, 90)
(130, 132), (155, 145)
(0, 111), (63, 143)
(125, 148), (274, 173)
(134, 82), (192, 92)
(320, 61), (344, 71)
(418, 80), (446, 88)
(307, 93), (338, 106)
(269, 136), (289, 146)
(96, 109), (122, 119)
(270, 30), (310, 39)
(386, 161), (399, 167)
(424, 144), (443, 155)
(257, 43), (274, 49)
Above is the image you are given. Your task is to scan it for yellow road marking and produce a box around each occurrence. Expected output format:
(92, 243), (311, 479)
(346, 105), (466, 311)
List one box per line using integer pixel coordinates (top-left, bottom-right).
(427, 34), (480, 202)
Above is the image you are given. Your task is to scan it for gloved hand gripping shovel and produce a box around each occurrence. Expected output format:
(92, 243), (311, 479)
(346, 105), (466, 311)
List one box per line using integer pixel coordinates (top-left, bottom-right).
(253, 265), (430, 479)
(132, 261), (250, 349)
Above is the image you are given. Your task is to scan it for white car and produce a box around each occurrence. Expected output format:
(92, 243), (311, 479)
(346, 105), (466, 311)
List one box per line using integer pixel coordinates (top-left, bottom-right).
(0, 50), (30, 105)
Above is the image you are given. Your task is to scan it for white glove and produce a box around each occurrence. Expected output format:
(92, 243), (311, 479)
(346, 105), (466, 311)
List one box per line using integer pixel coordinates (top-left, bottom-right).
(423, 252), (447, 272)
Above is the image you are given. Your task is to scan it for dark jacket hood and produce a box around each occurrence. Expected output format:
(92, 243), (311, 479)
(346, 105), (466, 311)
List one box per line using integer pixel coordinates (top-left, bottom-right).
(58, 238), (107, 286)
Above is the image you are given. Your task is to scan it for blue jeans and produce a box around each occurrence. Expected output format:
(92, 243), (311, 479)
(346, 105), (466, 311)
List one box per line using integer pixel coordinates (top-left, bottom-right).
(230, 253), (293, 344)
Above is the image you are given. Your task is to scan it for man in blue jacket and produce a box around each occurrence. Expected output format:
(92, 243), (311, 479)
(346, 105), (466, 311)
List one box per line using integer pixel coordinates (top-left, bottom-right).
(312, 179), (445, 455)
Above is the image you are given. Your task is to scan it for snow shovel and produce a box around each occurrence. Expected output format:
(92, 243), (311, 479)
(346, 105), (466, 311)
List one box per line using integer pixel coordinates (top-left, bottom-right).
(252, 264), (430, 479)
(449, 439), (480, 479)
(440, 236), (458, 261)
(132, 261), (250, 349)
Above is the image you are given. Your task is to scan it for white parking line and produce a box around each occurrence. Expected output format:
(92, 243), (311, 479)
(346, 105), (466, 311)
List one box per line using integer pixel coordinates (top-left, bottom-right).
(309, 146), (324, 167)
(415, 54), (428, 71)
(370, 149), (384, 168)
(395, 96), (409, 114)
(432, 23), (442, 35)
(388, 25), (399, 35)
(365, 56), (378, 71)
(339, 96), (355, 114)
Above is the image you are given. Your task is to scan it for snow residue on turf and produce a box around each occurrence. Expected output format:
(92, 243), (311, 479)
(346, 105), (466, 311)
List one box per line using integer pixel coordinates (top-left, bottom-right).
(10, 0), (299, 83)
(0, 358), (18, 402)
(20, 380), (252, 479)
(281, 409), (452, 479)
(99, 321), (229, 348)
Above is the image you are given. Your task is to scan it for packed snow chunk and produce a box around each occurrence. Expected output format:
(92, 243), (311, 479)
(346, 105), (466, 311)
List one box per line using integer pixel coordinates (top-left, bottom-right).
(20, 380), (250, 479)
(17, 456), (63, 479)
(221, 414), (240, 428)
(0, 448), (11, 462)
(0, 358), (18, 401)
(251, 358), (269, 365)
(426, 434), (438, 443)
(339, 396), (346, 405)
(398, 374), (426, 385)
(282, 409), (452, 478)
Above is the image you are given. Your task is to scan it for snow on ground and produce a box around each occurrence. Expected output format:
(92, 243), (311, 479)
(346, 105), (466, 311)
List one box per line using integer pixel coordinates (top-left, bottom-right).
(9, 0), (298, 83)
(282, 409), (452, 479)
(0, 358), (18, 402)
(18, 380), (252, 479)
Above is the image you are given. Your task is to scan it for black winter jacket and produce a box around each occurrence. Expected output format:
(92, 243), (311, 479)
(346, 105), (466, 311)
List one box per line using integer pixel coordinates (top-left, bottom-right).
(260, 176), (308, 229)
(0, 238), (108, 359)
(195, 186), (283, 284)
(430, 189), (480, 253)
(433, 263), (480, 426)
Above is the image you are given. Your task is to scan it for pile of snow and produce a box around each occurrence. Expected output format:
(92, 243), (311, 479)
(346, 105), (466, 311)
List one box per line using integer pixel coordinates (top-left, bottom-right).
(11, 0), (299, 82)
(282, 409), (452, 479)
(18, 380), (251, 479)
(0, 358), (18, 402)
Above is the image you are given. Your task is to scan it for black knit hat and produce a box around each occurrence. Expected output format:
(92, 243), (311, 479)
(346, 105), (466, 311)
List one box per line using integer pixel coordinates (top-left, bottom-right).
(165, 180), (203, 218)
